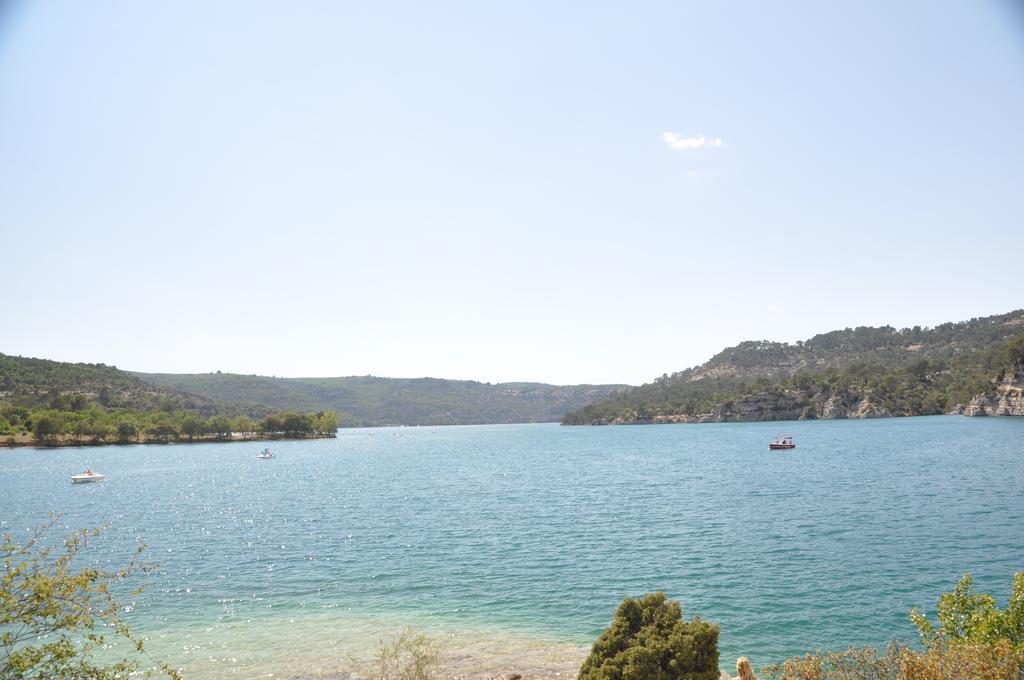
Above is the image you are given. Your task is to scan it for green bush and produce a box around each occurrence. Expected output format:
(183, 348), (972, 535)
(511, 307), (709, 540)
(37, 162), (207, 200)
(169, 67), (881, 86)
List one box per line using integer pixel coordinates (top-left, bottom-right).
(765, 573), (1024, 679)
(762, 641), (1023, 680)
(1, 515), (180, 679)
(359, 627), (443, 680)
(910, 572), (1024, 653)
(579, 592), (719, 680)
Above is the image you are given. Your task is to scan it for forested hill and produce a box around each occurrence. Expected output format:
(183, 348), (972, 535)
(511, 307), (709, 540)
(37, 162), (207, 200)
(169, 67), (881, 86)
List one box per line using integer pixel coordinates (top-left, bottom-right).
(0, 353), (625, 427)
(562, 310), (1024, 425)
(133, 372), (627, 427)
(0, 353), (251, 416)
(0, 354), (343, 445)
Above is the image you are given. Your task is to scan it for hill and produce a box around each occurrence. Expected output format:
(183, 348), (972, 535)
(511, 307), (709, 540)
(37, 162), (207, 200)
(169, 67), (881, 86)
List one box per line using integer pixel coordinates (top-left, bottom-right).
(0, 354), (339, 446)
(133, 372), (627, 426)
(0, 353), (250, 416)
(562, 310), (1024, 425)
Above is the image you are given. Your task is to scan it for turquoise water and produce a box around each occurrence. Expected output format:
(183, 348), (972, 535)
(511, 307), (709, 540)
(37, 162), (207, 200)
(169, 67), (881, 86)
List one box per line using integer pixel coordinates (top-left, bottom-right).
(2, 416), (1023, 676)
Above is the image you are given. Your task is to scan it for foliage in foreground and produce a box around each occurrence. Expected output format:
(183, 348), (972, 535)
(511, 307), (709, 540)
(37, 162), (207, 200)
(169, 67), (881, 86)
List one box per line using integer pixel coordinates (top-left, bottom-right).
(357, 627), (443, 680)
(762, 641), (1023, 680)
(764, 572), (1024, 680)
(579, 592), (719, 680)
(910, 572), (1024, 652)
(0, 515), (180, 679)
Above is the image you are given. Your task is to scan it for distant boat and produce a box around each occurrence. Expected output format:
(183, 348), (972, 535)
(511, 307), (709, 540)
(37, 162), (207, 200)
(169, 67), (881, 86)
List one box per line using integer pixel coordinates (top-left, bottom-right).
(257, 448), (274, 459)
(71, 469), (105, 483)
(769, 435), (796, 450)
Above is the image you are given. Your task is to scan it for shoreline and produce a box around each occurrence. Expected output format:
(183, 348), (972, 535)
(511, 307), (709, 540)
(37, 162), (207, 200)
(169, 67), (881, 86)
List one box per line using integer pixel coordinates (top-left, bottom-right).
(2, 431), (337, 450)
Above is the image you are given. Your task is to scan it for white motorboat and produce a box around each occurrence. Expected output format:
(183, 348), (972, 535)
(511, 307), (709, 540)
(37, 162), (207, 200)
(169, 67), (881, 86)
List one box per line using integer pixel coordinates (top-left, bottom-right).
(71, 469), (105, 483)
(257, 448), (273, 459)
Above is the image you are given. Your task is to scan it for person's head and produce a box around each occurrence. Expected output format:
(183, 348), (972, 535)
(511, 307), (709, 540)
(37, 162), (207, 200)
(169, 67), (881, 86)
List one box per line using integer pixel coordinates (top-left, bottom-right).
(737, 656), (755, 680)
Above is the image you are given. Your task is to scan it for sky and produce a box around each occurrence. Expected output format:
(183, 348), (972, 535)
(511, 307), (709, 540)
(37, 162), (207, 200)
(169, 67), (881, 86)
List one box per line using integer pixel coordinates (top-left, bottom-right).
(1, 1), (1023, 386)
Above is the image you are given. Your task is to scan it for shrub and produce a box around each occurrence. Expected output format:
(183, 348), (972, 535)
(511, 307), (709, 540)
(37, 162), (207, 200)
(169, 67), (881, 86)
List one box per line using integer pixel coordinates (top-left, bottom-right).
(765, 573), (1024, 680)
(359, 627), (443, 680)
(910, 572), (1024, 652)
(31, 412), (63, 442)
(762, 640), (1023, 680)
(1, 514), (180, 679)
(579, 592), (719, 680)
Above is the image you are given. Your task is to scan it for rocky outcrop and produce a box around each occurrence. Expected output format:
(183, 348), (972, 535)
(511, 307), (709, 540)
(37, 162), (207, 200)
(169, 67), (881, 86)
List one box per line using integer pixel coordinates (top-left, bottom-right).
(820, 395), (848, 419)
(963, 366), (1024, 416)
(851, 399), (892, 418)
(607, 389), (894, 424)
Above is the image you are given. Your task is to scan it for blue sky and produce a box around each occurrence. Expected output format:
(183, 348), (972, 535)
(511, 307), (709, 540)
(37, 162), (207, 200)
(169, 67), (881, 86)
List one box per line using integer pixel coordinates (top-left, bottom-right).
(2, 1), (1022, 385)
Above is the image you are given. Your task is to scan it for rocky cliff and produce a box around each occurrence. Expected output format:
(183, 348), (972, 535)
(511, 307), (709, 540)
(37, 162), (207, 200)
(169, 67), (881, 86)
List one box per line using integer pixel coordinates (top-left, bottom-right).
(961, 364), (1024, 417)
(563, 312), (1024, 427)
(602, 389), (899, 425)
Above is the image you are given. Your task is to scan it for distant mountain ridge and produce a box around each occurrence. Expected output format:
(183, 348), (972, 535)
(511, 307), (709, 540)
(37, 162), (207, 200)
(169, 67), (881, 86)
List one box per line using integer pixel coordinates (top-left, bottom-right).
(132, 372), (627, 426)
(562, 309), (1024, 425)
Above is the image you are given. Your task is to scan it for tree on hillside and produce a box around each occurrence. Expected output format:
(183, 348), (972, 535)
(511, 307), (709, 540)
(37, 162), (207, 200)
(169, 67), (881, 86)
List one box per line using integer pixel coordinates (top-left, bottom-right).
(579, 592), (719, 680)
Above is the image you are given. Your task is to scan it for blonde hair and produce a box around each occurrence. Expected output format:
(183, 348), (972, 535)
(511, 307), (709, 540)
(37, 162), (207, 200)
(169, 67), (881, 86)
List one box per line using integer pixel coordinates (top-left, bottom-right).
(737, 656), (755, 680)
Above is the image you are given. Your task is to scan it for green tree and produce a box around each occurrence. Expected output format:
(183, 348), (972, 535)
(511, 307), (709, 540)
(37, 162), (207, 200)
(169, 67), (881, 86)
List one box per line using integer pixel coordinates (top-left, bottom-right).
(180, 414), (206, 442)
(911, 572), (1024, 652)
(579, 592), (719, 680)
(32, 413), (63, 443)
(145, 419), (179, 442)
(116, 420), (138, 443)
(208, 415), (233, 439)
(232, 415), (254, 437)
(72, 419), (92, 442)
(314, 411), (339, 435)
(259, 414), (283, 434)
(282, 412), (314, 437)
(90, 422), (115, 444)
(0, 515), (181, 679)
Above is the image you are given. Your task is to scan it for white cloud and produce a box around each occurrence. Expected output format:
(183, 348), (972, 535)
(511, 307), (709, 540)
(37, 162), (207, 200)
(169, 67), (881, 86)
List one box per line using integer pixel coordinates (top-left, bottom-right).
(764, 304), (785, 313)
(661, 132), (724, 150)
(686, 169), (699, 178)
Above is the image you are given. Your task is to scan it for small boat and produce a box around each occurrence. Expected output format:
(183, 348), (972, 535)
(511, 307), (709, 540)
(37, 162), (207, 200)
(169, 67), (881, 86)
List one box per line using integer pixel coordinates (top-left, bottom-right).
(256, 448), (274, 459)
(71, 469), (105, 483)
(769, 435), (796, 450)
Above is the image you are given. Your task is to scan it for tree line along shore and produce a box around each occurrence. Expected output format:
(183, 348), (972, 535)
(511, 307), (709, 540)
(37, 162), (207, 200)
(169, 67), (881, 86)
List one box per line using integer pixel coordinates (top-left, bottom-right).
(0, 405), (339, 448)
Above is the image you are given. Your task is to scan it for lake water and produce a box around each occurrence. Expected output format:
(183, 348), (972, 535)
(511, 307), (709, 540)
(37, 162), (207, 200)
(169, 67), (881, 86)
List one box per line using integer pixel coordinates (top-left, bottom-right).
(2, 416), (1023, 677)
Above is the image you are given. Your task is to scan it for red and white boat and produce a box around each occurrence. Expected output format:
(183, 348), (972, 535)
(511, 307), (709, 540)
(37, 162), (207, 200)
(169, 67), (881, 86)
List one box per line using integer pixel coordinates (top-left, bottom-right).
(769, 435), (795, 450)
